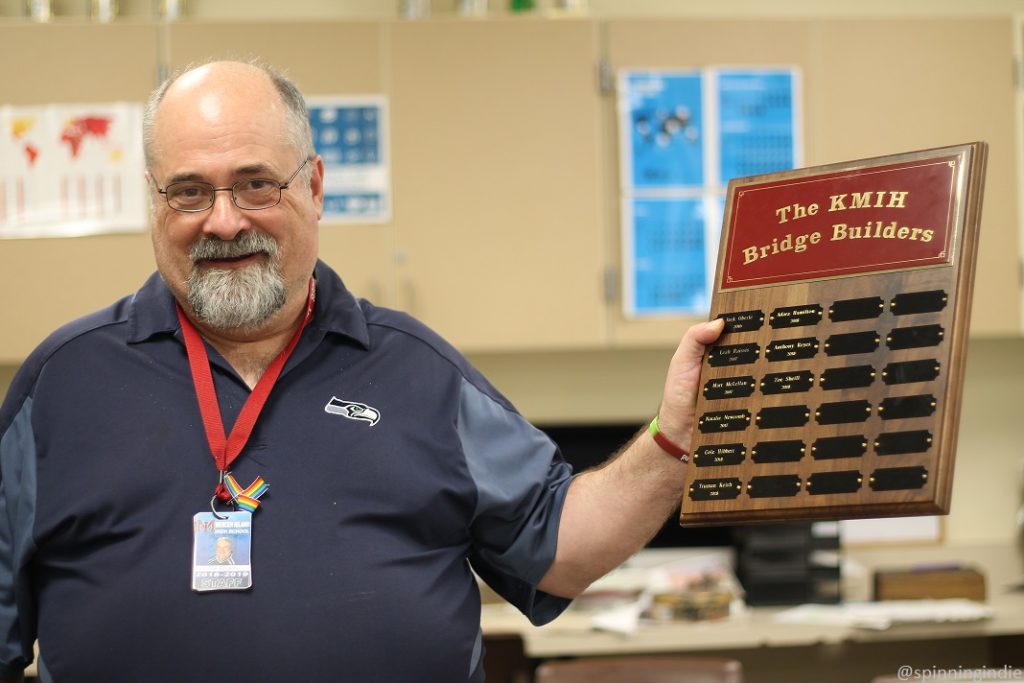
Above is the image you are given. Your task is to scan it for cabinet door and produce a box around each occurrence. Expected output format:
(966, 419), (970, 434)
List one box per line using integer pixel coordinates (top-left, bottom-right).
(0, 23), (160, 363)
(810, 18), (1019, 336)
(167, 22), (398, 308)
(389, 19), (606, 352)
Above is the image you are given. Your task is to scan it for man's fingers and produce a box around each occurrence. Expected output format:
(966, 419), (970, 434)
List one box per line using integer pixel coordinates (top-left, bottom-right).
(676, 317), (725, 365)
(693, 317), (725, 345)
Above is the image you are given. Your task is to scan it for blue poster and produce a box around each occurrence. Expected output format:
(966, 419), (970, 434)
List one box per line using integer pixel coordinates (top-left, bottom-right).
(718, 70), (797, 183)
(630, 197), (708, 314)
(619, 67), (799, 317)
(310, 105), (381, 165)
(306, 97), (390, 223)
(622, 72), (704, 189)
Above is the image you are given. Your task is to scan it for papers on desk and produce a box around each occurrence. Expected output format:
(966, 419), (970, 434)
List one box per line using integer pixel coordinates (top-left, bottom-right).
(574, 549), (745, 636)
(773, 599), (995, 630)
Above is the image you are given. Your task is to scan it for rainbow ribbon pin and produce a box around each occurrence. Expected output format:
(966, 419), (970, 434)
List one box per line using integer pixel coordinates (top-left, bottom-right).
(224, 473), (269, 513)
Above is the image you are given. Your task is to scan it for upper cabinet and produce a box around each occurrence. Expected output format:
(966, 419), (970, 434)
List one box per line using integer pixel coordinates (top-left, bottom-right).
(169, 19), (610, 353)
(604, 18), (1020, 345)
(0, 16), (1019, 364)
(809, 19), (1020, 337)
(388, 19), (607, 351)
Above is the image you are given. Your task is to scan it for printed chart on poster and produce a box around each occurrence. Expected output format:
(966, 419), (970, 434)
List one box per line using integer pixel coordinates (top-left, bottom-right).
(619, 68), (802, 317)
(0, 103), (146, 239)
(307, 96), (391, 223)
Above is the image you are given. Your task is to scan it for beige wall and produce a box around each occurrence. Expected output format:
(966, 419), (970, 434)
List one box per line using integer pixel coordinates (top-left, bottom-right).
(0, 367), (15, 401)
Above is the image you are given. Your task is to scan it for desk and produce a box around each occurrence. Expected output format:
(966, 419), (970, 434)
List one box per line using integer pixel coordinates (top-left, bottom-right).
(482, 591), (1024, 659)
(482, 544), (1024, 683)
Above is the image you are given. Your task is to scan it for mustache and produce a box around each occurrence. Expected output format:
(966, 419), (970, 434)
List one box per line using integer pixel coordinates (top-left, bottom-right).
(189, 232), (279, 263)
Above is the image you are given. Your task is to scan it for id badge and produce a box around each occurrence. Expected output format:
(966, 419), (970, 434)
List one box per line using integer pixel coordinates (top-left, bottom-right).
(191, 511), (253, 592)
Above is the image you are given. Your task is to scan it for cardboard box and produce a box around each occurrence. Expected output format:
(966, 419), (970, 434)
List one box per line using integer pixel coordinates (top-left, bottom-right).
(874, 567), (986, 602)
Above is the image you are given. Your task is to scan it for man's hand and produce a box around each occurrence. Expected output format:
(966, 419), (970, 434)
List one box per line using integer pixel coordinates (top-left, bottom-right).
(655, 317), (726, 454)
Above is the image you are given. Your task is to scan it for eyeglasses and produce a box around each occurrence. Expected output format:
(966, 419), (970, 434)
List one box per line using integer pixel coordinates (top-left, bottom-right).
(155, 157), (311, 212)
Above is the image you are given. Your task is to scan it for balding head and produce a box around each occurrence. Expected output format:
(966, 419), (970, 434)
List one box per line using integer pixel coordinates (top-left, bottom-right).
(143, 59), (314, 172)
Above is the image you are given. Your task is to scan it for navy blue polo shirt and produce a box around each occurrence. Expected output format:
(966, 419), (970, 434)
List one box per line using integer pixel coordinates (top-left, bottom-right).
(0, 261), (573, 682)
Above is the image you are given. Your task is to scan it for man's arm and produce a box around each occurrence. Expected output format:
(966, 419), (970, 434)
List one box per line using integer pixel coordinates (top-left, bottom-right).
(538, 318), (724, 598)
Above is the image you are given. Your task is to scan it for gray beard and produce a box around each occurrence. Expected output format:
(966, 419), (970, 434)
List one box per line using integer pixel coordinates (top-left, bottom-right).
(185, 233), (287, 331)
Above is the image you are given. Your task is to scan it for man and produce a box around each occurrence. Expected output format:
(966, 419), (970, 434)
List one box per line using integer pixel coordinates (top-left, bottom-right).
(0, 60), (723, 682)
(208, 537), (235, 565)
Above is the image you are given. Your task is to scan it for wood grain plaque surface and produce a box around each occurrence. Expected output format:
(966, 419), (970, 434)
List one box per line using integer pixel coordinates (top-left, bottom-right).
(681, 143), (987, 525)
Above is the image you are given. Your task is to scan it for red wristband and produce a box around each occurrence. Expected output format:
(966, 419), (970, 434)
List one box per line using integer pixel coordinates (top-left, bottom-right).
(648, 416), (690, 463)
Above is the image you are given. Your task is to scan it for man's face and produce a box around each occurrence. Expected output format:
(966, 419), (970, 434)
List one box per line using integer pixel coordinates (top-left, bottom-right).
(147, 63), (324, 333)
(215, 538), (233, 562)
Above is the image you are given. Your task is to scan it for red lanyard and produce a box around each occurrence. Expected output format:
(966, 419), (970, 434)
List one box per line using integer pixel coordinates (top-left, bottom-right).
(177, 278), (316, 502)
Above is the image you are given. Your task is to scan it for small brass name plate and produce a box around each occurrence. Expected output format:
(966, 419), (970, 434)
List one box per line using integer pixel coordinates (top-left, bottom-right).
(698, 410), (752, 433)
(807, 470), (862, 495)
(819, 365), (875, 390)
(887, 324), (944, 350)
(891, 290), (948, 315)
(689, 478), (743, 501)
(879, 394), (937, 420)
(719, 310), (765, 333)
(812, 435), (867, 460)
(694, 444), (746, 467)
(825, 331), (880, 356)
(703, 376), (756, 400)
(875, 430), (932, 455)
(816, 400), (872, 425)
(829, 296), (884, 322)
(770, 304), (823, 328)
(747, 474), (801, 498)
(883, 359), (940, 385)
(765, 337), (818, 361)
(751, 440), (805, 463)
(760, 370), (814, 395)
(708, 343), (760, 367)
(756, 405), (810, 429)
(870, 466), (928, 491)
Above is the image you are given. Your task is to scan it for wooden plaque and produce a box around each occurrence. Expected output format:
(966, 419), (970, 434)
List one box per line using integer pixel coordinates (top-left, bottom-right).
(681, 142), (987, 525)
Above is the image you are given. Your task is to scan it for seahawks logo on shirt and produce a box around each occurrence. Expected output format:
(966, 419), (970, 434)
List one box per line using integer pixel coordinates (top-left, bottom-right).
(324, 397), (381, 426)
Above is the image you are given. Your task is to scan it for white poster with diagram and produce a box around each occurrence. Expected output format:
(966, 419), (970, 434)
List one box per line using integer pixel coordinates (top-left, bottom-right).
(0, 102), (146, 238)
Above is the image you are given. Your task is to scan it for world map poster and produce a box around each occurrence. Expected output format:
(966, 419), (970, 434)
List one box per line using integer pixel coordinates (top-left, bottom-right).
(0, 103), (146, 238)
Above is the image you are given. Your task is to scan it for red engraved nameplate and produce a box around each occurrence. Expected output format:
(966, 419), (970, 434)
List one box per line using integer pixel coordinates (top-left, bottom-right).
(682, 142), (986, 526)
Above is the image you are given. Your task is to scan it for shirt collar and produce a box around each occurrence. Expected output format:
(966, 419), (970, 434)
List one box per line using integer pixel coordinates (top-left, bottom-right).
(307, 260), (371, 349)
(126, 259), (371, 349)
